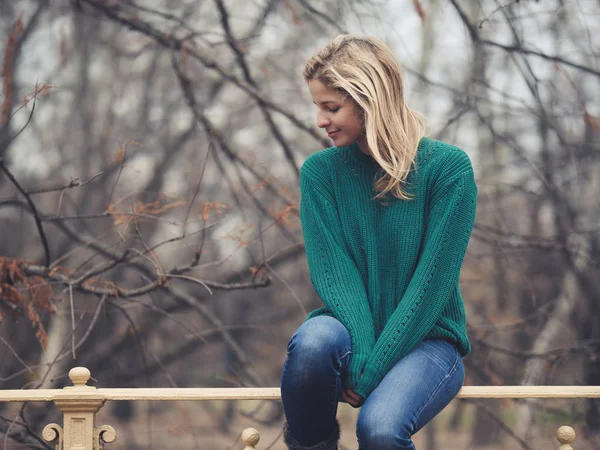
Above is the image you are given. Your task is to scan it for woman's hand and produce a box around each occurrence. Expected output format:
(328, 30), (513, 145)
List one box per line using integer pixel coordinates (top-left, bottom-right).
(340, 388), (365, 408)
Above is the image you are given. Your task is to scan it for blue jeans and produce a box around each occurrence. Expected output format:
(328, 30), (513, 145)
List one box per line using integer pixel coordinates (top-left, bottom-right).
(281, 316), (465, 449)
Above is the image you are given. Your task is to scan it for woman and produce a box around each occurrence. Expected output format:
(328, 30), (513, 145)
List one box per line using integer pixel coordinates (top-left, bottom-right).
(280, 35), (477, 450)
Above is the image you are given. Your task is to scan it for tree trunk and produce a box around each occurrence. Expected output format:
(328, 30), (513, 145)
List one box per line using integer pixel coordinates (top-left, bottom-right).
(514, 269), (579, 439)
(38, 300), (72, 388)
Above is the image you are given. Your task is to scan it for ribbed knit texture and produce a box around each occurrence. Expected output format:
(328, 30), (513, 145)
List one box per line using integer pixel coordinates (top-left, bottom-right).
(300, 137), (477, 398)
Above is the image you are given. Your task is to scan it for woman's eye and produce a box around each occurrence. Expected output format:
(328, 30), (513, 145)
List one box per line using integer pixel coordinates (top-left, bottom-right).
(328, 107), (340, 113)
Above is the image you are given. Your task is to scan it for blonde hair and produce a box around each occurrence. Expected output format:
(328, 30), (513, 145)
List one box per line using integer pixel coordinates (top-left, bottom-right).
(304, 35), (425, 200)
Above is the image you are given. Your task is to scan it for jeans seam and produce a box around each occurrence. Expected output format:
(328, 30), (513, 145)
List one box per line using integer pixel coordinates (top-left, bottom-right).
(414, 348), (460, 422)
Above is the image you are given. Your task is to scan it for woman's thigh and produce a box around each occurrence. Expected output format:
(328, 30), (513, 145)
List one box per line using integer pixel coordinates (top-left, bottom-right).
(356, 340), (464, 449)
(281, 316), (352, 446)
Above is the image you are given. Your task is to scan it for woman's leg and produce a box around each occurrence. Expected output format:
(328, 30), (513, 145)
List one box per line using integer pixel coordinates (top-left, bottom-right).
(356, 340), (464, 450)
(281, 316), (351, 448)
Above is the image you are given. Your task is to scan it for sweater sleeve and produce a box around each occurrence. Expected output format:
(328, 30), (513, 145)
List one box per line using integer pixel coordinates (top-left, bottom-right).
(354, 157), (477, 398)
(300, 167), (376, 388)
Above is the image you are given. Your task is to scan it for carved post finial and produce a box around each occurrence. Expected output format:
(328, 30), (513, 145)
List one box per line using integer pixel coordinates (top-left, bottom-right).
(241, 428), (260, 449)
(557, 425), (576, 450)
(68, 367), (91, 387)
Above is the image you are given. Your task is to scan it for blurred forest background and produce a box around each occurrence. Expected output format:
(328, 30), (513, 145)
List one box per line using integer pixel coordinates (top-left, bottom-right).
(0, 0), (599, 449)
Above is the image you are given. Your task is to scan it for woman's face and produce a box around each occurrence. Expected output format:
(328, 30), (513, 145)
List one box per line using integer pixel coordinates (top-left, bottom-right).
(308, 79), (365, 149)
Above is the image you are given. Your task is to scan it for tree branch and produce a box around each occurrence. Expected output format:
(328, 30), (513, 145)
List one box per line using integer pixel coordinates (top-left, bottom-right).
(0, 156), (51, 266)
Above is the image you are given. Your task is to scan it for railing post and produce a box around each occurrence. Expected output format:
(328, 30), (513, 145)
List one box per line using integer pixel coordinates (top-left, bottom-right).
(241, 428), (260, 449)
(43, 367), (116, 450)
(557, 425), (576, 450)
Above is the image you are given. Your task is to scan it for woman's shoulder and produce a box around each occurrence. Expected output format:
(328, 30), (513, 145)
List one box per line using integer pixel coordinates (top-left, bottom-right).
(300, 146), (343, 179)
(417, 137), (474, 180)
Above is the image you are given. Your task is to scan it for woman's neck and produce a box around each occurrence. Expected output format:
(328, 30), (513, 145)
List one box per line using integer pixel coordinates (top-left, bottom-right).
(357, 136), (370, 156)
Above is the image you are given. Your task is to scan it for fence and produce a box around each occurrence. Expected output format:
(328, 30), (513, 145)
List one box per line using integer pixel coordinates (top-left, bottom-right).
(1, 367), (598, 449)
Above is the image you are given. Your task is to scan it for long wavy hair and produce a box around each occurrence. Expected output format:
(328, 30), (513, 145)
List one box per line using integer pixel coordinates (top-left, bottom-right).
(304, 35), (425, 200)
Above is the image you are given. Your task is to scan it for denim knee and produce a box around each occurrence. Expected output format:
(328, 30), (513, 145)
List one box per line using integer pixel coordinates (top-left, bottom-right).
(286, 317), (350, 374)
(357, 406), (412, 450)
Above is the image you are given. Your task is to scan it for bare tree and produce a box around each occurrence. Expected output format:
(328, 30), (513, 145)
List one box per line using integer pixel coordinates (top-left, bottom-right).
(1, 0), (599, 448)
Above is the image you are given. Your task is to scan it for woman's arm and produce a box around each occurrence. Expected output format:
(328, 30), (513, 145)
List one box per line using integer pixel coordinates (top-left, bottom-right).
(300, 167), (376, 388)
(354, 152), (477, 398)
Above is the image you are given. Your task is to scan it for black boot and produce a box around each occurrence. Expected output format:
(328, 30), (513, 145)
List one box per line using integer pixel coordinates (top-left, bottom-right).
(283, 421), (340, 450)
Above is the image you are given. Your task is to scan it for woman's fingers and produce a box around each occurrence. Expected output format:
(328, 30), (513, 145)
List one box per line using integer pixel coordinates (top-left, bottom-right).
(346, 389), (365, 407)
(340, 389), (351, 404)
(341, 389), (364, 408)
(339, 390), (348, 402)
(340, 389), (355, 404)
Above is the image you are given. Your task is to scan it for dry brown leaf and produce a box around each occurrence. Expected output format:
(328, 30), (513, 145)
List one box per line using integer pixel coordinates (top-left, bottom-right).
(0, 257), (57, 350)
(201, 201), (228, 221)
(1, 16), (24, 124)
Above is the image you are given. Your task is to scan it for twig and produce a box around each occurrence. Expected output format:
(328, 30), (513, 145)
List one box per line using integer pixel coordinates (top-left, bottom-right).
(297, 0), (345, 33)
(0, 337), (33, 374)
(70, 251), (130, 286)
(43, 210), (188, 225)
(164, 273), (270, 292)
(265, 263), (306, 315)
(182, 140), (212, 237)
(482, 38), (600, 77)
(473, 336), (600, 359)
(107, 141), (134, 207)
(69, 284), (76, 359)
(27, 171), (105, 195)
(133, 217), (165, 279)
(162, 274), (213, 294)
(468, 399), (533, 450)
(1, 85), (37, 154)
(0, 160), (51, 267)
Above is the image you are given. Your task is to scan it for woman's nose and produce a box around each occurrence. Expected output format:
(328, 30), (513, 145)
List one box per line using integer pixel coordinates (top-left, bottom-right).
(317, 111), (330, 128)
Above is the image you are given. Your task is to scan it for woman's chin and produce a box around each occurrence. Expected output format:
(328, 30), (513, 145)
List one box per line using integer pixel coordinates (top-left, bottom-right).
(331, 136), (351, 147)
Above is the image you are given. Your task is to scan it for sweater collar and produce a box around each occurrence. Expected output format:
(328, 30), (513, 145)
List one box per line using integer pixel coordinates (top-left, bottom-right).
(341, 140), (377, 165)
(341, 137), (432, 167)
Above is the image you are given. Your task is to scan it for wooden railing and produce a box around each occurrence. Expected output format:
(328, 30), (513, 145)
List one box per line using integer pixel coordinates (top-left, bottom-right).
(1, 367), (597, 449)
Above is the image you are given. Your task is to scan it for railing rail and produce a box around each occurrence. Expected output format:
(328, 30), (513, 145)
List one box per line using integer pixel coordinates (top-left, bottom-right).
(0, 367), (593, 449)
(2, 385), (600, 402)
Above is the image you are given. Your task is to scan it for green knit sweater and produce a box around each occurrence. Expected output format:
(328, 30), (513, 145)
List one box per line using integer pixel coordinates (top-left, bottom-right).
(300, 137), (477, 398)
